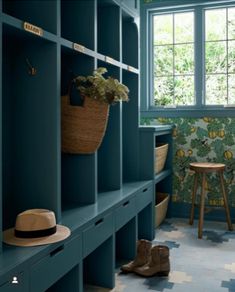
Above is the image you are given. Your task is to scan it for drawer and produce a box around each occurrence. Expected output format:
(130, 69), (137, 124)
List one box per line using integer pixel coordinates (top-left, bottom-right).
(83, 212), (113, 258)
(0, 272), (27, 292)
(115, 197), (136, 231)
(30, 235), (82, 292)
(136, 185), (153, 212)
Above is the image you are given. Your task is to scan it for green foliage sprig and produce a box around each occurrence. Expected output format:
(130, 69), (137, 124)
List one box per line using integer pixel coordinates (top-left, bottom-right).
(75, 67), (129, 105)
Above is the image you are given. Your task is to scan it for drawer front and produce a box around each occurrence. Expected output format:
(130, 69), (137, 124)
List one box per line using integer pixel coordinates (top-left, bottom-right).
(136, 185), (153, 212)
(115, 197), (136, 231)
(83, 213), (113, 258)
(0, 272), (27, 292)
(30, 235), (82, 292)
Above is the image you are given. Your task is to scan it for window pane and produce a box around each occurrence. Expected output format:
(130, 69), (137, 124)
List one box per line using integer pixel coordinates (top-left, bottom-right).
(175, 44), (194, 74)
(228, 74), (235, 104)
(175, 76), (194, 105)
(228, 41), (235, 73)
(154, 45), (173, 76)
(206, 9), (226, 41)
(175, 12), (194, 43)
(154, 77), (174, 106)
(206, 41), (226, 73)
(206, 74), (227, 105)
(154, 14), (173, 45)
(228, 7), (235, 39)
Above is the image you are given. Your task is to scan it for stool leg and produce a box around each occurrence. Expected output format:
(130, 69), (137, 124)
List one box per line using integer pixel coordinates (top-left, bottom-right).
(189, 172), (198, 225)
(198, 173), (206, 239)
(219, 171), (233, 231)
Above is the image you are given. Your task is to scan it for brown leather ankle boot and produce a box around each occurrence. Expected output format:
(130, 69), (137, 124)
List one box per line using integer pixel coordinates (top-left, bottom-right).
(121, 239), (152, 273)
(134, 245), (170, 277)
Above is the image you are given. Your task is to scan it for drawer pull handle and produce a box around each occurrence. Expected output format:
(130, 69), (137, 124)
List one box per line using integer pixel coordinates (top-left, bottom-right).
(123, 201), (130, 207)
(50, 245), (64, 257)
(95, 218), (104, 226)
(143, 188), (148, 193)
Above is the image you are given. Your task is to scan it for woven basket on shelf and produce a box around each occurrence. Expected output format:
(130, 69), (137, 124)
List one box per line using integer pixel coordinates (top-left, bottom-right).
(61, 94), (109, 154)
(155, 192), (169, 227)
(154, 143), (169, 174)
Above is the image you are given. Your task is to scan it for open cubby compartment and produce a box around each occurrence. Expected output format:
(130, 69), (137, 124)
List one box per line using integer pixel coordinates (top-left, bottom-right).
(45, 265), (81, 292)
(122, 10), (138, 68)
(155, 132), (173, 171)
(61, 47), (97, 208)
(2, 24), (60, 230)
(155, 176), (172, 219)
(97, 0), (120, 61)
(2, 0), (58, 35)
(97, 62), (122, 192)
(138, 203), (154, 240)
(61, 0), (95, 50)
(122, 70), (139, 182)
(115, 217), (137, 267)
(83, 236), (114, 290)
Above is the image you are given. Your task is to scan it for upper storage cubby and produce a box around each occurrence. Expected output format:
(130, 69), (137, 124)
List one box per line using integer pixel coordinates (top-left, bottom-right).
(2, 0), (57, 35)
(2, 24), (60, 230)
(122, 10), (138, 68)
(61, 0), (95, 50)
(97, 0), (120, 61)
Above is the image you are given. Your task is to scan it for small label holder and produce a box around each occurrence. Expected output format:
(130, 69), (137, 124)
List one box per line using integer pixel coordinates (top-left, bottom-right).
(73, 43), (85, 53)
(23, 22), (43, 37)
(105, 56), (116, 65)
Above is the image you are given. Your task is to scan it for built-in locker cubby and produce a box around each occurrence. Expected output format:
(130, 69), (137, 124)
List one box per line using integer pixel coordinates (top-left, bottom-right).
(122, 11), (138, 68)
(2, 0), (57, 34)
(61, 48), (97, 208)
(122, 70), (139, 182)
(2, 24), (60, 230)
(61, 0), (95, 50)
(97, 0), (120, 61)
(97, 62), (122, 192)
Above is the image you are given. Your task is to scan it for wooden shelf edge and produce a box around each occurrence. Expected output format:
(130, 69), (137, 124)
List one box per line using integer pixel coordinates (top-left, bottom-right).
(155, 169), (172, 184)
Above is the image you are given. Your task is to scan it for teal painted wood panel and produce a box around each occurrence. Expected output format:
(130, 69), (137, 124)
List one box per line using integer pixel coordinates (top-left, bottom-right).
(2, 0), (57, 34)
(115, 196), (136, 231)
(61, 0), (95, 50)
(0, 272), (28, 292)
(0, 19), (2, 254)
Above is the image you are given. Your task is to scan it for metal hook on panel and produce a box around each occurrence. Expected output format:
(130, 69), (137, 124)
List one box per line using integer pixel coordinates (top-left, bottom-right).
(26, 58), (37, 76)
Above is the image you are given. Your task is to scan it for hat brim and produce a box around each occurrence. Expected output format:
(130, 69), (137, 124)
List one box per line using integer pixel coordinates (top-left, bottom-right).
(3, 225), (71, 247)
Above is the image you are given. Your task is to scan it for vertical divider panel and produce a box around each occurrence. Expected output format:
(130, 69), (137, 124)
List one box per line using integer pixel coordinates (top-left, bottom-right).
(0, 19), (2, 253)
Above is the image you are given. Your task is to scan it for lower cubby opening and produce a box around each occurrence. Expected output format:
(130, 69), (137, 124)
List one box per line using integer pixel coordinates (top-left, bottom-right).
(138, 203), (154, 241)
(83, 236), (114, 290)
(155, 176), (172, 219)
(97, 62), (122, 192)
(61, 48), (97, 208)
(2, 24), (59, 230)
(115, 217), (137, 268)
(46, 265), (81, 292)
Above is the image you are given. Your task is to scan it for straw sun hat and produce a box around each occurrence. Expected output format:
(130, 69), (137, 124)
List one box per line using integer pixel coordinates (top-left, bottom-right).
(3, 209), (71, 247)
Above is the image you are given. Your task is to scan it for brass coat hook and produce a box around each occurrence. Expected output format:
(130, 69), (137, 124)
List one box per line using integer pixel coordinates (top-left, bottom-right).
(26, 58), (37, 76)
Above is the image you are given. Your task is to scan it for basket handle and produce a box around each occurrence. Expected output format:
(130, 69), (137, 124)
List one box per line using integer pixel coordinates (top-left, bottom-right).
(65, 80), (85, 106)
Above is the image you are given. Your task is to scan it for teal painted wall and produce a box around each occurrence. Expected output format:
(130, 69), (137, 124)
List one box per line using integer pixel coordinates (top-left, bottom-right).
(141, 117), (235, 207)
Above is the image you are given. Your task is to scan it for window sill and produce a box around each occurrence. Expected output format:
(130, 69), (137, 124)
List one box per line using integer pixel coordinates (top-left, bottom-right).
(141, 107), (235, 118)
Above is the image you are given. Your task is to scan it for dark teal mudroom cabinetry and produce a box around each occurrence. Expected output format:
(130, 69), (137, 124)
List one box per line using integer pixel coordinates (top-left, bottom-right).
(0, 0), (172, 291)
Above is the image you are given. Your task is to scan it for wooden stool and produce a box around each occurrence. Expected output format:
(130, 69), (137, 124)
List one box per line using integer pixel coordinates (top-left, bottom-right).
(189, 162), (233, 238)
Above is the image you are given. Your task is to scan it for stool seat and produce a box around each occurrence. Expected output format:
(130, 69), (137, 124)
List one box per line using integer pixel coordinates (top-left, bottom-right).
(190, 162), (225, 173)
(189, 162), (233, 238)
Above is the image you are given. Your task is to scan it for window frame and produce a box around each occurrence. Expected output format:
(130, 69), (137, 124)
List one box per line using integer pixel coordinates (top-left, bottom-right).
(142, 0), (235, 117)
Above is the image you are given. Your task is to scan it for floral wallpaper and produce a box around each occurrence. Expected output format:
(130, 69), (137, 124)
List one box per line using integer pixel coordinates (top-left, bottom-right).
(141, 117), (235, 207)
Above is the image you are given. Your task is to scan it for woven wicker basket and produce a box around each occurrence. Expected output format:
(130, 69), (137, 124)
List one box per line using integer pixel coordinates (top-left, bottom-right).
(154, 143), (169, 174)
(155, 192), (169, 227)
(61, 94), (109, 154)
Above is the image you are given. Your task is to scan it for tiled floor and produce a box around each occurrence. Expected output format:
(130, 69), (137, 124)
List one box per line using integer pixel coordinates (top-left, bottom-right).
(86, 218), (235, 292)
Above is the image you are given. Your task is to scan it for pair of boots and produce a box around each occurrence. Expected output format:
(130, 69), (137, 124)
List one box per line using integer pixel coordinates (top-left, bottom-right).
(121, 239), (170, 277)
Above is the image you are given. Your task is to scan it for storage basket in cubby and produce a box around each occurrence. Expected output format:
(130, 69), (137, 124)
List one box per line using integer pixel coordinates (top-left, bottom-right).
(154, 143), (168, 174)
(155, 192), (169, 227)
(61, 94), (109, 154)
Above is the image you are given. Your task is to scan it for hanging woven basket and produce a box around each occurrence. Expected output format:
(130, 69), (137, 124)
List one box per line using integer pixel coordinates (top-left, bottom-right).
(61, 94), (110, 154)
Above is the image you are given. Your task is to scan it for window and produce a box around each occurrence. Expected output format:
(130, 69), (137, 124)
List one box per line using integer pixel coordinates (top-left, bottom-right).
(153, 11), (194, 106)
(148, 2), (235, 112)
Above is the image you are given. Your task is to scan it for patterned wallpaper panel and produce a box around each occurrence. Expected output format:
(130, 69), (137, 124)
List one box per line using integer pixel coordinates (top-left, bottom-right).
(141, 117), (235, 207)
